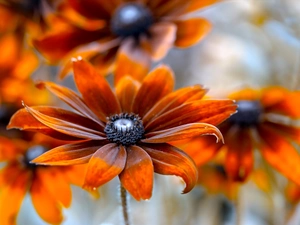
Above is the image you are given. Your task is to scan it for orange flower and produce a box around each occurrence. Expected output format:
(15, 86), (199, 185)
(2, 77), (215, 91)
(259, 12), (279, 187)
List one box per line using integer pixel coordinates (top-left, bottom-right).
(185, 87), (300, 186)
(197, 164), (239, 199)
(33, 0), (217, 79)
(8, 59), (236, 200)
(0, 134), (85, 225)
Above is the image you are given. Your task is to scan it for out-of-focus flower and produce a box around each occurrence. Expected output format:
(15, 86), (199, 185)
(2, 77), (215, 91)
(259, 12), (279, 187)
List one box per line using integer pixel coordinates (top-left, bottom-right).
(197, 163), (239, 199)
(0, 2), (54, 105)
(8, 59), (236, 200)
(33, 0), (217, 81)
(0, 133), (86, 225)
(184, 87), (300, 187)
(286, 182), (300, 205)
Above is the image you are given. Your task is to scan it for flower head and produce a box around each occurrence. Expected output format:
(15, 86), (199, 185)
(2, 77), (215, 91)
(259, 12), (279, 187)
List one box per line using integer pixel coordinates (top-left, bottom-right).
(8, 59), (236, 200)
(33, 0), (217, 80)
(185, 87), (300, 186)
(0, 133), (85, 225)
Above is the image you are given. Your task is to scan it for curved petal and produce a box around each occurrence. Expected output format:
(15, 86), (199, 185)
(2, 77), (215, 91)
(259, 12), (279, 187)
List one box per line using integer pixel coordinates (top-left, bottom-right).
(225, 128), (254, 182)
(31, 140), (107, 166)
(114, 38), (151, 85)
(36, 81), (104, 127)
(36, 168), (72, 208)
(23, 104), (105, 140)
(0, 169), (29, 225)
(174, 18), (211, 48)
(119, 145), (153, 201)
(143, 123), (223, 143)
(8, 108), (81, 141)
(140, 143), (198, 193)
(83, 144), (126, 189)
(115, 76), (140, 112)
(177, 135), (222, 166)
(143, 85), (207, 126)
(258, 125), (300, 186)
(30, 177), (63, 224)
(144, 22), (177, 61)
(145, 100), (237, 132)
(133, 65), (174, 118)
(33, 27), (110, 62)
(73, 59), (121, 120)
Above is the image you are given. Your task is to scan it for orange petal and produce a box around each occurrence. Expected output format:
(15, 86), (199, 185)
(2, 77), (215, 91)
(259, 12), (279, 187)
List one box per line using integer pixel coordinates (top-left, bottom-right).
(145, 99), (237, 132)
(36, 81), (104, 126)
(133, 65), (174, 118)
(143, 85), (207, 126)
(8, 108), (80, 141)
(23, 104), (105, 140)
(185, 0), (220, 13)
(152, 0), (189, 17)
(258, 125), (300, 186)
(144, 123), (223, 143)
(179, 135), (222, 166)
(30, 176), (63, 224)
(68, 0), (113, 19)
(33, 26), (110, 62)
(73, 59), (121, 120)
(32, 140), (106, 165)
(36, 167), (72, 208)
(145, 22), (177, 60)
(225, 128), (254, 182)
(0, 169), (29, 225)
(0, 33), (20, 69)
(114, 38), (151, 85)
(266, 91), (300, 118)
(175, 18), (211, 48)
(115, 76), (140, 112)
(83, 144), (126, 189)
(141, 143), (198, 193)
(119, 145), (153, 200)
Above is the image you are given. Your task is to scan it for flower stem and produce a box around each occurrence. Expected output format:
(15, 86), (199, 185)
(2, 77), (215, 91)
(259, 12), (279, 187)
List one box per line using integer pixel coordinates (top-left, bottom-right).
(120, 185), (131, 225)
(235, 187), (243, 225)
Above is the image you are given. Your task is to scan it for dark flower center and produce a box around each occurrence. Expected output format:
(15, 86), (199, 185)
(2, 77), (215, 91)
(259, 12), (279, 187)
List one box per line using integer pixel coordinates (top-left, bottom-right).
(104, 113), (144, 146)
(110, 3), (154, 38)
(228, 100), (263, 127)
(22, 145), (48, 169)
(7, 0), (41, 16)
(0, 104), (17, 128)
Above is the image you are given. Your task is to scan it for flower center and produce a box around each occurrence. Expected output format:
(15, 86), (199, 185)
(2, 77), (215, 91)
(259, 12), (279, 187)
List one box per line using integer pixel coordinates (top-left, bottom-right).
(110, 3), (154, 38)
(104, 113), (144, 146)
(228, 100), (263, 127)
(23, 145), (48, 169)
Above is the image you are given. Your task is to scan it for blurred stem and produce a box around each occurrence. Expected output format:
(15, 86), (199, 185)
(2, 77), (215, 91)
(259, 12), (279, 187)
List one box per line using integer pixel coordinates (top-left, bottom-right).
(120, 185), (131, 225)
(235, 187), (243, 225)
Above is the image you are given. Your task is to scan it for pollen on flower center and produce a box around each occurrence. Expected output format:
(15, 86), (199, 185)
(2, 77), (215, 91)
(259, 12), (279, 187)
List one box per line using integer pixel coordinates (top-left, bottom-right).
(22, 145), (48, 168)
(110, 3), (154, 38)
(228, 100), (263, 127)
(104, 113), (144, 146)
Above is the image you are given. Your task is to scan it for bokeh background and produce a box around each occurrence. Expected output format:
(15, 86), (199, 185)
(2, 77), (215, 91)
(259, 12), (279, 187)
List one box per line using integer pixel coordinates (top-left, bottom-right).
(2, 0), (300, 224)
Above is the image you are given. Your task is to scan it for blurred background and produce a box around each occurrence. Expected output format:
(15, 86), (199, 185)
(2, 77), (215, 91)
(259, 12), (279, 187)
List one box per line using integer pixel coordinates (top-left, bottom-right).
(2, 0), (300, 224)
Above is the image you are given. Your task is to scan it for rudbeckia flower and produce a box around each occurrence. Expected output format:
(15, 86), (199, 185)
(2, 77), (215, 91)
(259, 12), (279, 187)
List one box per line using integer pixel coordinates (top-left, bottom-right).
(0, 134), (86, 225)
(8, 58), (236, 200)
(185, 87), (300, 186)
(197, 164), (238, 199)
(33, 0), (217, 80)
